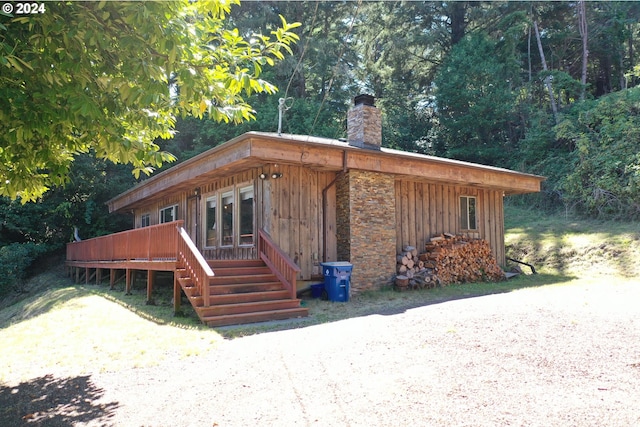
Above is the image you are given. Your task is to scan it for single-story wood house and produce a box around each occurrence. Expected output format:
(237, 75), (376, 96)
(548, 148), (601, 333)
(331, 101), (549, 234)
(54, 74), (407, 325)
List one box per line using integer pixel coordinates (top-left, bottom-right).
(66, 95), (544, 326)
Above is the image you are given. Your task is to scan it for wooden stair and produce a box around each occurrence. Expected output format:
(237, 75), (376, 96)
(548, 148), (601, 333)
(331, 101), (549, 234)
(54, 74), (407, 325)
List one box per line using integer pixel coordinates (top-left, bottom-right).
(176, 259), (308, 327)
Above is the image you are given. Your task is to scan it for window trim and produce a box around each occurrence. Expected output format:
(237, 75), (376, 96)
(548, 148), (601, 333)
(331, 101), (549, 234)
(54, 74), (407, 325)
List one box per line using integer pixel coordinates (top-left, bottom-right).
(159, 204), (178, 224)
(202, 182), (255, 249)
(460, 195), (477, 231)
(140, 213), (151, 228)
(220, 189), (234, 247)
(237, 184), (255, 247)
(204, 195), (217, 248)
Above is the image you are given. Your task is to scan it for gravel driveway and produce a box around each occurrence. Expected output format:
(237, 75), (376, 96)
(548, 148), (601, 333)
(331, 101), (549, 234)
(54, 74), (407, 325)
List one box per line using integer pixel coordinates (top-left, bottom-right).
(3, 280), (638, 426)
(80, 280), (640, 427)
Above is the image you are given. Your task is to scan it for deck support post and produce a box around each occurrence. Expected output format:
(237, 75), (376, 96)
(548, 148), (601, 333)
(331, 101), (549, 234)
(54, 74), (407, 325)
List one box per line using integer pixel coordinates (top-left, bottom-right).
(125, 269), (132, 295)
(85, 267), (90, 284)
(87, 268), (96, 285)
(146, 270), (156, 305)
(96, 268), (102, 285)
(75, 267), (80, 283)
(109, 269), (115, 290)
(173, 271), (183, 316)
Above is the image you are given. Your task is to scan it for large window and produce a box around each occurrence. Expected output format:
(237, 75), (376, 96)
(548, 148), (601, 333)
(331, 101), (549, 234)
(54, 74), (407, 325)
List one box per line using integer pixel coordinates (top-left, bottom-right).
(159, 205), (178, 224)
(460, 196), (477, 230)
(204, 184), (255, 248)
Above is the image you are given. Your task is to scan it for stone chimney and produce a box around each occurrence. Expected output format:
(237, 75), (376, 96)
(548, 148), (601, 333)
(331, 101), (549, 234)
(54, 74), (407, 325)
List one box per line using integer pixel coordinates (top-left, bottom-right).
(347, 94), (382, 150)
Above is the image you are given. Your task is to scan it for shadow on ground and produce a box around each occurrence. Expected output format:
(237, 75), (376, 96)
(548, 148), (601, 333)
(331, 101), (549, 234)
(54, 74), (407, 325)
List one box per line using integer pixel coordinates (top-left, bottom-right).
(371, 273), (574, 316)
(0, 374), (118, 426)
(3, 265), (575, 338)
(216, 272), (576, 337)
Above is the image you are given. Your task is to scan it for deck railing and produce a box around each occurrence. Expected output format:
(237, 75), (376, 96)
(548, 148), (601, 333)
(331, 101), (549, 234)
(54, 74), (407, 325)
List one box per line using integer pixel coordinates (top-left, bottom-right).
(66, 221), (183, 262)
(66, 223), (296, 306)
(258, 229), (300, 300)
(176, 226), (214, 307)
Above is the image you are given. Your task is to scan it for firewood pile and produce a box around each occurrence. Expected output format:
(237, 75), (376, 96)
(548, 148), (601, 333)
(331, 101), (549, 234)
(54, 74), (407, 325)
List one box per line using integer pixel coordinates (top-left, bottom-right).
(395, 233), (505, 290)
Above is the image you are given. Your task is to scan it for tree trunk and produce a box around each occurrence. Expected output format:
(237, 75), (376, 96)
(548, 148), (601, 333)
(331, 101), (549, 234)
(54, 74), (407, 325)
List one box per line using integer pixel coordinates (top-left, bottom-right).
(629, 23), (635, 88)
(578, 0), (588, 101)
(449, 2), (467, 46)
(534, 20), (558, 123)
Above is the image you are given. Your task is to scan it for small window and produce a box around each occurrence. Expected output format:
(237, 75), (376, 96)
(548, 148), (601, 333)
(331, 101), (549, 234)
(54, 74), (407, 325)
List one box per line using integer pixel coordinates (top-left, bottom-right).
(141, 213), (150, 228)
(205, 196), (217, 247)
(159, 205), (178, 224)
(460, 196), (477, 230)
(221, 191), (234, 246)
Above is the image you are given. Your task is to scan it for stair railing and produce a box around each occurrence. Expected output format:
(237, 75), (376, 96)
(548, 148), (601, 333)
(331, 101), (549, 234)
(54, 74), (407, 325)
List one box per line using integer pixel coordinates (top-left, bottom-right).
(177, 225), (214, 307)
(258, 229), (300, 300)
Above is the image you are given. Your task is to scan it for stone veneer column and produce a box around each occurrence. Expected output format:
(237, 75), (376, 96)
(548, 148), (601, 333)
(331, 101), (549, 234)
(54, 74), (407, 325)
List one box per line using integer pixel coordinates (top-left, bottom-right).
(335, 173), (351, 262)
(335, 170), (397, 292)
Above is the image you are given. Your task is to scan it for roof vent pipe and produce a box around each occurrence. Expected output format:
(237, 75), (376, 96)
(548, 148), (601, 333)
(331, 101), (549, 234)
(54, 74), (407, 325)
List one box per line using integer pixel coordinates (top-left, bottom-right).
(277, 97), (293, 135)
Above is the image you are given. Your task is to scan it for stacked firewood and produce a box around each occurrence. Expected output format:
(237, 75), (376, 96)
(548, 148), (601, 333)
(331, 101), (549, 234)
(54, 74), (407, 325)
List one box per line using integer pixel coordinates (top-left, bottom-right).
(395, 233), (505, 290)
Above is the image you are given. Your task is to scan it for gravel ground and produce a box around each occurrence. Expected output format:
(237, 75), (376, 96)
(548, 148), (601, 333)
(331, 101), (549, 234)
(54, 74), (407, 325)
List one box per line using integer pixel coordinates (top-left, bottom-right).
(4, 280), (640, 426)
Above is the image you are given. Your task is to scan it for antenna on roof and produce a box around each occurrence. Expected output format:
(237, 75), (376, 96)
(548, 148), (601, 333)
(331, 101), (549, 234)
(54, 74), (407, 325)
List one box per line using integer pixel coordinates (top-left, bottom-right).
(277, 97), (293, 136)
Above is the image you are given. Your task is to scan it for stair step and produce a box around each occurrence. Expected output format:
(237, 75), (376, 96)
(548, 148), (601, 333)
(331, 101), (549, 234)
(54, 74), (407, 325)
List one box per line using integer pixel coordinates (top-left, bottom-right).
(209, 290), (290, 305)
(182, 286), (200, 298)
(197, 299), (303, 317)
(177, 276), (193, 286)
(211, 266), (272, 276)
(202, 307), (309, 327)
(190, 288), (290, 307)
(208, 259), (265, 269)
(210, 281), (285, 295)
(178, 258), (304, 327)
(209, 273), (277, 285)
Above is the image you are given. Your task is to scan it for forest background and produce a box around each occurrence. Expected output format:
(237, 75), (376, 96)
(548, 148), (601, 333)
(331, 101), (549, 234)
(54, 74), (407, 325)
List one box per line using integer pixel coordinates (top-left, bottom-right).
(1, 1), (639, 296)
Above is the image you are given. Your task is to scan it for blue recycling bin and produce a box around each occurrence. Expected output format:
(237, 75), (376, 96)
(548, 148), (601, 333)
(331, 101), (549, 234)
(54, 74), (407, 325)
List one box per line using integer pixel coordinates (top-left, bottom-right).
(321, 262), (353, 302)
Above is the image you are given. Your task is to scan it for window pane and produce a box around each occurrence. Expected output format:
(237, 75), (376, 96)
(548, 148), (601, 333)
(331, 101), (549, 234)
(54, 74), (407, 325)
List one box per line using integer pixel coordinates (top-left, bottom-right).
(460, 197), (469, 229)
(468, 197), (477, 229)
(206, 197), (217, 247)
(221, 191), (233, 246)
(239, 186), (254, 244)
(141, 214), (150, 228)
(160, 206), (176, 224)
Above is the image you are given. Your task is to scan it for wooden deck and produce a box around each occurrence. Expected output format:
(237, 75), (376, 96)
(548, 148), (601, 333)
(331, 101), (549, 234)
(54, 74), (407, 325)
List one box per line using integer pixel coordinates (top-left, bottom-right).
(66, 221), (308, 326)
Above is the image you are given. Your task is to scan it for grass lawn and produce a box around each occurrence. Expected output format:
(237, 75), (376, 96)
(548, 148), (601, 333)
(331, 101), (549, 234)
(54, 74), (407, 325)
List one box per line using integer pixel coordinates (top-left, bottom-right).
(1, 205), (638, 383)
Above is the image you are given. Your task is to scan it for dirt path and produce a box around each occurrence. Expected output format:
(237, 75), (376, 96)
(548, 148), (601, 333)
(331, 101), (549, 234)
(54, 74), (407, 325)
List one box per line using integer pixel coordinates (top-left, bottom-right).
(78, 281), (640, 427)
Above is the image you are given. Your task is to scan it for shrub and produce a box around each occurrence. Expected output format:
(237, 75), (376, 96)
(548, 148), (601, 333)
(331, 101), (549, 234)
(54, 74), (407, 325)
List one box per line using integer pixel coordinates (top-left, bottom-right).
(0, 242), (49, 296)
(559, 88), (640, 219)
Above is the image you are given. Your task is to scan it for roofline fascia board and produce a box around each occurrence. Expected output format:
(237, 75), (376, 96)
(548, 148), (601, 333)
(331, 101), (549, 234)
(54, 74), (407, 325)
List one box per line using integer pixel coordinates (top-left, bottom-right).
(107, 132), (545, 213)
(107, 135), (253, 213)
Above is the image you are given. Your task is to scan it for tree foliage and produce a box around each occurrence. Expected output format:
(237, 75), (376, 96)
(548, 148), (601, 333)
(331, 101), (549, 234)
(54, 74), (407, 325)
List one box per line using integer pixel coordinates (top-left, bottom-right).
(558, 88), (640, 218)
(0, 242), (49, 296)
(434, 33), (518, 165)
(2, 0), (640, 275)
(0, 0), (299, 201)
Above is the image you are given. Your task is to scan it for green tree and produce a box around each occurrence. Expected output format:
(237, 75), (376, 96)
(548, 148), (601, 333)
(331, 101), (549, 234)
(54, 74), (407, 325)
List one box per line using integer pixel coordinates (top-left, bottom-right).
(434, 32), (518, 165)
(0, 0), (299, 201)
(557, 88), (640, 218)
(159, 0), (359, 159)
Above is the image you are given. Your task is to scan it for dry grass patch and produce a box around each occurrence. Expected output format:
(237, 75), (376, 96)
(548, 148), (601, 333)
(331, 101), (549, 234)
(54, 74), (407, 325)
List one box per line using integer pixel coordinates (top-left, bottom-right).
(0, 285), (222, 384)
(505, 205), (640, 277)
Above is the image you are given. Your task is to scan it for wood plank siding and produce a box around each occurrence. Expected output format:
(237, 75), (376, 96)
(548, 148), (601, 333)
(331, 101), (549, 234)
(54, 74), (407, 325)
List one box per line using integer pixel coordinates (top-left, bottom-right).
(106, 132), (542, 288)
(394, 179), (506, 265)
(131, 165), (338, 281)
